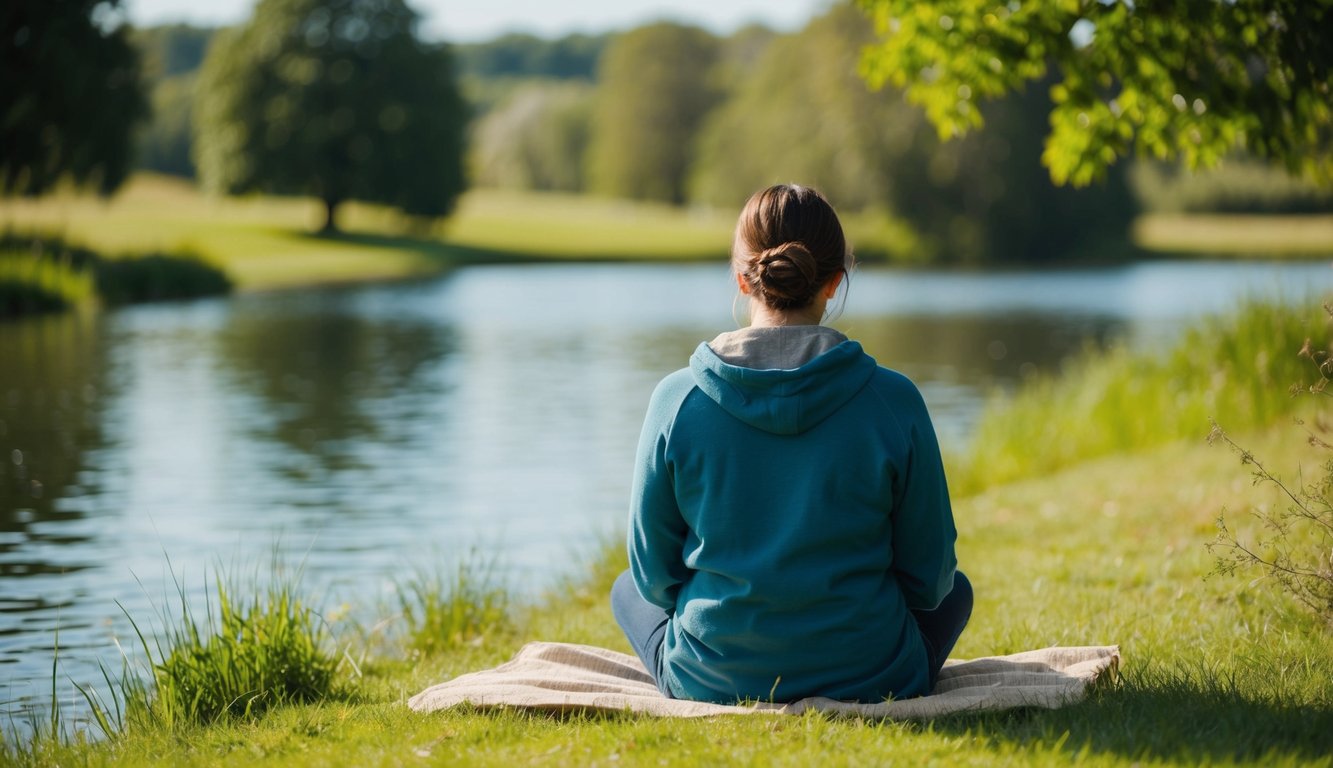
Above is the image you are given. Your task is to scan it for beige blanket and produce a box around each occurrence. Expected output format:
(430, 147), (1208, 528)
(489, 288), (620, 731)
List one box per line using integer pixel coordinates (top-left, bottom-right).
(408, 641), (1120, 719)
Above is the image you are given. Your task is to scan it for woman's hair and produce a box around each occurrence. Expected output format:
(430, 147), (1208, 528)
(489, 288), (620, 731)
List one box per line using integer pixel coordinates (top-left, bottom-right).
(732, 184), (850, 312)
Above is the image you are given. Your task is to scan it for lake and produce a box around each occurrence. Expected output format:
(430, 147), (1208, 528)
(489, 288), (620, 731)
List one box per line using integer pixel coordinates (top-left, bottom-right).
(0, 258), (1328, 725)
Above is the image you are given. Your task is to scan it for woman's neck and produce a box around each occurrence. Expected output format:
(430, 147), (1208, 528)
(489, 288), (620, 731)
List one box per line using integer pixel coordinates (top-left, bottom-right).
(747, 299), (825, 328)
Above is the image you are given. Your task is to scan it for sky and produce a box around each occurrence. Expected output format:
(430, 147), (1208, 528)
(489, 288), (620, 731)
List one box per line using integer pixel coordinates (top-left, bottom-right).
(123, 0), (831, 42)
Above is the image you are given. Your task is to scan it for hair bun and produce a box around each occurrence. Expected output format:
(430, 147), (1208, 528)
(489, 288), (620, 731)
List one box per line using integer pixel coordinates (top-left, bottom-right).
(732, 184), (848, 314)
(754, 242), (817, 308)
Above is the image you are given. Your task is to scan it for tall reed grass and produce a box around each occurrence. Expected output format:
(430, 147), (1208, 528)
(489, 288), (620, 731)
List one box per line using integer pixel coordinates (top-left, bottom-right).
(951, 299), (1331, 494)
(2, 548), (522, 757)
(78, 563), (339, 736)
(395, 552), (513, 658)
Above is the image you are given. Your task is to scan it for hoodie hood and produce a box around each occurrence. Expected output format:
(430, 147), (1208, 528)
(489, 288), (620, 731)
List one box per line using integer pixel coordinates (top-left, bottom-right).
(689, 335), (876, 436)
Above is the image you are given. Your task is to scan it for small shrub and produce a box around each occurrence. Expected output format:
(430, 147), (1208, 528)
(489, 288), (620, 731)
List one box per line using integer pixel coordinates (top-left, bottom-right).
(1209, 305), (1333, 625)
(0, 241), (96, 317)
(0, 231), (99, 269)
(0, 231), (232, 317)
(396, 552), (512, 657)
(94, 251), (232, 305)
(100, 564), (339, 731)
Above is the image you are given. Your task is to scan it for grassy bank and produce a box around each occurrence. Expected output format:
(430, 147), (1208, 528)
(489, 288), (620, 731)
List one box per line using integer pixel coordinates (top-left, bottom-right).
(4, 176), (1327, 302)
(0, 234), (232, 317)
(949, 299), (1331, 494)
(5, 300), (1332, 766)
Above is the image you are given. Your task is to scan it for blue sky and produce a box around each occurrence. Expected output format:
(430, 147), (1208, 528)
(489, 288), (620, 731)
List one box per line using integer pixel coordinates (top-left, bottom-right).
(124, 0), (831, 41)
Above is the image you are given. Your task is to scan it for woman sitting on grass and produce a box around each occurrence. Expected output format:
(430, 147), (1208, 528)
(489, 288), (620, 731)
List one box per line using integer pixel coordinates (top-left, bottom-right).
(612, 183), (972, 704)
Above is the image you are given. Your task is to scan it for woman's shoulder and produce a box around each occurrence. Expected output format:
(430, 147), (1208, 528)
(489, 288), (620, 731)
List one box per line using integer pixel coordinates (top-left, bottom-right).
(652, 366), (696, 397)
(643, 367), (699, 420)
(868, 363), (918, 388)
(864, 363), (930, 410)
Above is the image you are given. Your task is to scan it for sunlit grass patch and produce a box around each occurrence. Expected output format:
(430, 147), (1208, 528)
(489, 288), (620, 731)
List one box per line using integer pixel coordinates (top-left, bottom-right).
(443, 188), (735, 261)
(1134, 213), (1333, 258)
(523, 535), (630, 653)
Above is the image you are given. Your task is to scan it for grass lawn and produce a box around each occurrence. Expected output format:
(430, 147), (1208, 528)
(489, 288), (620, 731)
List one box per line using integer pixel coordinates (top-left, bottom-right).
(0, 175), (745, 292)
(11, 422), (1330, 767)
(1133, 213), (1333, 257)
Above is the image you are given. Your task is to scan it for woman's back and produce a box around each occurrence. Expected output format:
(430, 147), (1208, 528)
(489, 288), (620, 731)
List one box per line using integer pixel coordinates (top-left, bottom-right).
(630, 326), (956, 702)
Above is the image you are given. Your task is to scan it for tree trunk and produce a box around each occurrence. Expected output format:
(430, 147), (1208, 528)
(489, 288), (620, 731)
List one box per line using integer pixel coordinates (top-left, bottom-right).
(321, 198), (340, 234)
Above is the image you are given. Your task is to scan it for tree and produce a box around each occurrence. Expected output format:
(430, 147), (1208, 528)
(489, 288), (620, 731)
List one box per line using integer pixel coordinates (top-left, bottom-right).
(888, 76), (1138, 264)
(454, 31), (609, 81)
(691, 5), (915, 212)
(1, 0), (149, 196)
(193, 0), (467, 233)
(131, 24), (217, 178)
(471, 82), (594, 192)
(133, 23), (214, 80)
(587, 22), (721, 204)
(136, 74), (198, 178)
(856, 0), (1333, 187)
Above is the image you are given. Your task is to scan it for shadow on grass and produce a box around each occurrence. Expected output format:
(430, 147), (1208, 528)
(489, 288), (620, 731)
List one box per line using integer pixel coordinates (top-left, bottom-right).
(307, 228), (699, 266)
(932, 664), (1333, 764)
(303, 228), (730, 264)
(303, 229), (540, 266)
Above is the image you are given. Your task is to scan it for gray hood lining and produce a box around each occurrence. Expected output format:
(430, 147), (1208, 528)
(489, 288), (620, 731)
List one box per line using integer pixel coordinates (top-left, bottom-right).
(707, 326), (849, 370)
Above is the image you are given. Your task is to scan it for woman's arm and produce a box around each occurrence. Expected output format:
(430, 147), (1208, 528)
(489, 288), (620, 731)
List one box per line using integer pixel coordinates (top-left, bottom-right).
(627, 375), (693, 611)
(889, 385), (959, 611)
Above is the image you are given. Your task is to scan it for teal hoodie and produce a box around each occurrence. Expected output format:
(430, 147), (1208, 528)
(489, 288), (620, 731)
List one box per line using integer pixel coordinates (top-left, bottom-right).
(627, 328), (958, 703)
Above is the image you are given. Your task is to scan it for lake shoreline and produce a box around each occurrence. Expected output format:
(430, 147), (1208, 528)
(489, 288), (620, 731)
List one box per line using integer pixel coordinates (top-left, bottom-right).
(2, 174), (1330, 304)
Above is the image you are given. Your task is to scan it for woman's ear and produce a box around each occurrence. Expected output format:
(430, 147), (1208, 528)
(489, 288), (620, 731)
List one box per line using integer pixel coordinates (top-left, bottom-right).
(822, 270), (844, 299)
(735, 271), (751, 295)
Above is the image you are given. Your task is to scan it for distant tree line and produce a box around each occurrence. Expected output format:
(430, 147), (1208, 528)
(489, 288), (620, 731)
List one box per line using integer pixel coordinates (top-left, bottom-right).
(131, 24), (213, 178)
(453, 32), (608, 80)
(458, 5), (1330, 262)
(13, 2), (1329, 257)
(459, 5), (1330, 262)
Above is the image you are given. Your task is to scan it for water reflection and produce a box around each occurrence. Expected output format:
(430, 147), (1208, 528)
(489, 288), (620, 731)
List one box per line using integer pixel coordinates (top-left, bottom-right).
(1, 312), (107, 538)
(218, 296), (457, 484)
(0, 311), (115, 724)
(0, 258), (1327, 724)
